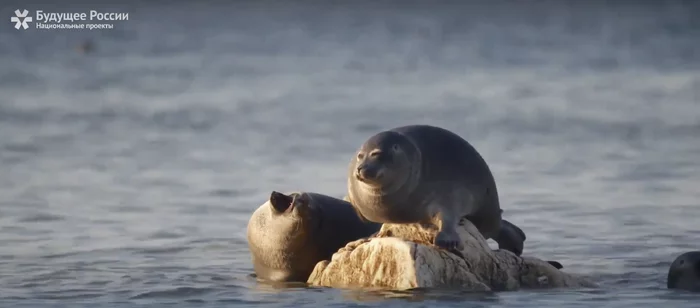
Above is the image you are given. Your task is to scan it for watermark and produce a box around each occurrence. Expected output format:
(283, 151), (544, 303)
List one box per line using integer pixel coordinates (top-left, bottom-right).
(10, 9), (32, 29)
(10, 9), (129, 30)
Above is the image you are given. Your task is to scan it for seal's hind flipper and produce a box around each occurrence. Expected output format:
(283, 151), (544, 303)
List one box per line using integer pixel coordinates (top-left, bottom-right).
(494, 219), (526, 256)
(269, 191), (294, 213)
(547, 260), (563, 269)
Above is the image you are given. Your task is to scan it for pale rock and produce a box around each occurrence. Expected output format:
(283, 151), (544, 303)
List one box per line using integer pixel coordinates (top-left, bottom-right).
(307, 219), (597, 291)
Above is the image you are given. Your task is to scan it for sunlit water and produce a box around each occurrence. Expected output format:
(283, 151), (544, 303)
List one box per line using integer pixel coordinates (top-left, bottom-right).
(1, 1), (699, 307)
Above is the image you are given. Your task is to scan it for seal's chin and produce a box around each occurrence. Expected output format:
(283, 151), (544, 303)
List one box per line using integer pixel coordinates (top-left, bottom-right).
(356, 173), (406, 196)
(357, 180), (384, 192)
(357, 167), (400, 193)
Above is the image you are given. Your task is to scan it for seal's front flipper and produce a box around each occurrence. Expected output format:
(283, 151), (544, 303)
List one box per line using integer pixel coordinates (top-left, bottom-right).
(435, 229), (462, 251)
(495, 219), (526, 256)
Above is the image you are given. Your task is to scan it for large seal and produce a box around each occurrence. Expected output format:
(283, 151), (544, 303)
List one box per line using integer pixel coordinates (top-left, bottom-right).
(346, 124), (526, 256)
(247, 191), (381, 283)
(667, 251), (700, 292)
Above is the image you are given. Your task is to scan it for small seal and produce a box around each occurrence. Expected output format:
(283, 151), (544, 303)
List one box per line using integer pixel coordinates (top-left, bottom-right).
(247, 191), (381, 283)
(347, 124), (526, 255)
(667, 251), (700, 292)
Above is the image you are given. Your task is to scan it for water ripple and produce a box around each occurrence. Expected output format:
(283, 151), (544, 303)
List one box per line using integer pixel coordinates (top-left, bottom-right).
(131, 287), (215, 300)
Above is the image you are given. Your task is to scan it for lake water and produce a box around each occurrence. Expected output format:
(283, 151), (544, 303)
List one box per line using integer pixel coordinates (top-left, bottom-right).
(1, 1), (699, 307)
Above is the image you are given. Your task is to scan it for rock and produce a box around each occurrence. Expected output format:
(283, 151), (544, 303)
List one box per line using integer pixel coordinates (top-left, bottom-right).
(307, 219), (597, 291)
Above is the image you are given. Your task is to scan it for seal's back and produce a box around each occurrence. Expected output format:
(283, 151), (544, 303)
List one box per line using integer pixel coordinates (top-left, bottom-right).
(391, 125), (502, 237)
(391, 125), (497, 191)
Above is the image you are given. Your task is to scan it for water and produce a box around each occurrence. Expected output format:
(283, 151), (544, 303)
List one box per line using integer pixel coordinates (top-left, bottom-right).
(1, 0), (699, 307)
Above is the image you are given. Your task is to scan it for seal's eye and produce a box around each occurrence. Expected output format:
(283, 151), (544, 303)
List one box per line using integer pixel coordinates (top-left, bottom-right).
(391, 144), (401, 152)
(357, 153), (365, 160)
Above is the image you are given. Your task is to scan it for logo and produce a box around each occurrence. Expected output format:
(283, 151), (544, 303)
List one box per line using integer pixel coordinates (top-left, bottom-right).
(11, 9), (32, 30)
(11, 9), (128, 32)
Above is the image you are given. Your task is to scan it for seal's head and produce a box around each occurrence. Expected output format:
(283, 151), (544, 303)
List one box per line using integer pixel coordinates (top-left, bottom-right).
(667, 251), (700, 292)
(352, 131), (421, 193)
(247, 191), (324, 282)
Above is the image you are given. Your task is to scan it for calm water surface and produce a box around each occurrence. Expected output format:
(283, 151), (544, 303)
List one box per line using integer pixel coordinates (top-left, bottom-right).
(1, 1), (699, 307)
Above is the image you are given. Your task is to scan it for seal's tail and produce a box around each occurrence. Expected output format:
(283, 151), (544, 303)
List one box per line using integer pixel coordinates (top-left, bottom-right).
(495, 219), (526, 256)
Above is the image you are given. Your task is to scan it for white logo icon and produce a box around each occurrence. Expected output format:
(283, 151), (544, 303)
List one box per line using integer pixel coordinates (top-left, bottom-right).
(11, 9), (32, 30)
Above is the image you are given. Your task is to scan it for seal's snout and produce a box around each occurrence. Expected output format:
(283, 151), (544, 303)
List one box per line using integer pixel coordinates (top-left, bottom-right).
(355, 163), (383, 183)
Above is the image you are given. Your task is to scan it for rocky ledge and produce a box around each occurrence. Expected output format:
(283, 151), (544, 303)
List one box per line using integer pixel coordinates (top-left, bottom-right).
(307, 219), (597, 291)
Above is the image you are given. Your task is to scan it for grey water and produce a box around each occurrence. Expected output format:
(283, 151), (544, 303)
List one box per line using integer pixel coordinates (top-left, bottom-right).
(0, 0), (699, 307)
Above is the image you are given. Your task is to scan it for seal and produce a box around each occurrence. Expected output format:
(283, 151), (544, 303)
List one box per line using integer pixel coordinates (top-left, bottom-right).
(346, 124), (526, 256)
(247, 191), (381, 283)
(667, 251), (700, 292)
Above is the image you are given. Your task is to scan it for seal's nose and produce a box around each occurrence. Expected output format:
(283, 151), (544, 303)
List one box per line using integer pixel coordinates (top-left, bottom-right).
(355, 165), (367, 181)
(356, 164), (382, 181)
